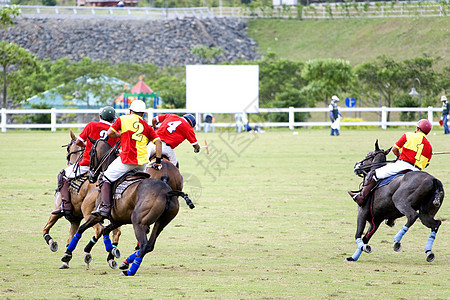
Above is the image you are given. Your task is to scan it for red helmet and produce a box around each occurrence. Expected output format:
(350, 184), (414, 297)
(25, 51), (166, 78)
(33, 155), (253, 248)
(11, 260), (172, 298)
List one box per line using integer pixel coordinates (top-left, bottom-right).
(416, 119), (432, 135)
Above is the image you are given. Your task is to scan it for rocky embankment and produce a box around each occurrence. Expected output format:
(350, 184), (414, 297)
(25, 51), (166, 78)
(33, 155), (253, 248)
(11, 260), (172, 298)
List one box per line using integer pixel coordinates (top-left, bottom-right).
(1, 17), (260, 66)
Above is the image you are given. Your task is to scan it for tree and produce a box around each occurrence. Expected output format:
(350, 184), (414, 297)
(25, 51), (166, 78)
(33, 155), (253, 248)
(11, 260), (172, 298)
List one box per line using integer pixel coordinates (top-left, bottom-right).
(300, 58), (354, 107)
(0, 41), (40, 108)
(0, 5), (20, 29)
(190, 45), (225, 64)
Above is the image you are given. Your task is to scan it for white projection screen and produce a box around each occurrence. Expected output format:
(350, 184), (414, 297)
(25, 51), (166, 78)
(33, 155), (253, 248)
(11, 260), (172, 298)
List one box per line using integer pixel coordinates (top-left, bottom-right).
(186, 65), (259, 113)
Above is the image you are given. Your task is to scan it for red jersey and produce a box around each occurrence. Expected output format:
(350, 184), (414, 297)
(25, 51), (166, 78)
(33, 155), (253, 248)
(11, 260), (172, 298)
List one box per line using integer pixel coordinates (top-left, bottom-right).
(111, 114), (160, 165)
(156, 114), (198, 148)
(78, 120), (118, 166)
(395, 132), (432, 170)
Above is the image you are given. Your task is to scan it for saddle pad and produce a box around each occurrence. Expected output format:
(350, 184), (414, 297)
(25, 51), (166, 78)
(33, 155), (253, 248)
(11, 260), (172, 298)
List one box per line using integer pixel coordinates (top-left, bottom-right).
(378, 173), (404, 188)
(113, 178), (142, 200)
(69, 175), (88, 194)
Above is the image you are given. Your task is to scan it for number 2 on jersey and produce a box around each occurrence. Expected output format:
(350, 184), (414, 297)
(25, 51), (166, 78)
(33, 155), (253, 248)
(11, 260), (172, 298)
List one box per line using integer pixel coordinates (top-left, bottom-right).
(167, 121), (182, 133)
(132, 121), (144, 142)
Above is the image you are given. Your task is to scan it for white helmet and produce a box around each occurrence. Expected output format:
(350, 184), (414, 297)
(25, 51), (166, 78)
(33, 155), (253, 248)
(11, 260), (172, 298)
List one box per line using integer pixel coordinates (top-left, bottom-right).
(441, 95), (447, 102)
(129, 100), (146, 113)
(331, 95), (340, 101)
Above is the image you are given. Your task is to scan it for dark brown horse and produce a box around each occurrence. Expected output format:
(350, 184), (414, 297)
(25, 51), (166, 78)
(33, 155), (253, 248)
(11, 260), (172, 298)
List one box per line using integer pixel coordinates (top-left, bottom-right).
(347, 141), (444, 262)
(42, 130), (121, 269)
(60, 138), (193, 275)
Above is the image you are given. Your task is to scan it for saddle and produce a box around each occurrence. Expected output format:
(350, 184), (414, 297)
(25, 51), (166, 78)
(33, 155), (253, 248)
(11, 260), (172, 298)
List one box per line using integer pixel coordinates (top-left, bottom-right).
(371, 169), (412, 193)
(112, 171), (150, 201)
(69, 174), (89, 194)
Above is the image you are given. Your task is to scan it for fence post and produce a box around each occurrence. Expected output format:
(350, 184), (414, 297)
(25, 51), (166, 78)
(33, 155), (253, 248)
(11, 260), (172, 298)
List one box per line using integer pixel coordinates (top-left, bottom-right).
(51, 108), (56, 132)
(427, 106), (433, 123)
(381, 106), (387, 130)
(289, 106), (294, 130)
(195, 112), (201, 131)
(1, 108), (6, 133)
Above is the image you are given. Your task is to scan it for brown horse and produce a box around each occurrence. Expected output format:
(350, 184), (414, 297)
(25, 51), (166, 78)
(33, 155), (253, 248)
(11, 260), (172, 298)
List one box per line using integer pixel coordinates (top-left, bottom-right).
(60, 138), (193, 275)
(42, 130), (121, 269)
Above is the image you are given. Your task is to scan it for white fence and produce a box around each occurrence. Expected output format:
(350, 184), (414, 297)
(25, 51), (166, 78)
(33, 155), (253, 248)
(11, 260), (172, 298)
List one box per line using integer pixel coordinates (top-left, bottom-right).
(14, 4), (450, 20)
(0, 106), (442, 132)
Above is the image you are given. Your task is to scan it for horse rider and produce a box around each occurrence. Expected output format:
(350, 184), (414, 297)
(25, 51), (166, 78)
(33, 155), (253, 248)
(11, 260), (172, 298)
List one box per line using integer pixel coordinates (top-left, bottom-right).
(147, 113), (200, 168)
(348, 119), (433, 207)
(440, 95), (449, 134)
(52, 106), (118, 216)
(91, 100), (162, 218)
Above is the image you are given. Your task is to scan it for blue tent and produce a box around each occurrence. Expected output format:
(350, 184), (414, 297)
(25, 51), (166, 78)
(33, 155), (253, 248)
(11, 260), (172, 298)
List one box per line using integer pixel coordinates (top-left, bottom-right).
(24, 75), (130, 109)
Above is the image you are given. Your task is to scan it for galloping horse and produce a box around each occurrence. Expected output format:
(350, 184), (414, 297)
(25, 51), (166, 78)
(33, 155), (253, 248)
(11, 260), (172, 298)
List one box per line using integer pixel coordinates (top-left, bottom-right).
(61, 138), (193, 276)
(42, 130), (121, 269)
(347, 141), (444, 262)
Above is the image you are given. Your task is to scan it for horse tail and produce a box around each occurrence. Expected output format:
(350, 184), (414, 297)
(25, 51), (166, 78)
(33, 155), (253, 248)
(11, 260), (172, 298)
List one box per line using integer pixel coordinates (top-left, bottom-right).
(167, 190), (195, 209)
(432, 178), (444, 208)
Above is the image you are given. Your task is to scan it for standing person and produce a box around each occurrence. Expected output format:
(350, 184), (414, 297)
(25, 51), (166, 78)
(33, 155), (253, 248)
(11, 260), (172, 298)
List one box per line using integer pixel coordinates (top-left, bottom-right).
(440, 95), (449, 134)
(92, 100), (162, 218)
(52, 106), (118, 216)
(203, 113), (213, 133)
(348, 119), (433, 207)
(329, 95), (342, 136)
(148, 113), (200, 168)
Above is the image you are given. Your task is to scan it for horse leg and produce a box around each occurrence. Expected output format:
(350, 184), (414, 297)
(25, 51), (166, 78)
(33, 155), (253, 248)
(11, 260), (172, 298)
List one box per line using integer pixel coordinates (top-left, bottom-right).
(61, 215), (103, 264)
(42, 213), (63, 252)
(120, 222), (150, 276)
(392, 206), (419, 252)
(419, 211), (442, 262)
(347, 210), (376, 261)
(82, 223), (104, 266)
(102, 223), (122, 269)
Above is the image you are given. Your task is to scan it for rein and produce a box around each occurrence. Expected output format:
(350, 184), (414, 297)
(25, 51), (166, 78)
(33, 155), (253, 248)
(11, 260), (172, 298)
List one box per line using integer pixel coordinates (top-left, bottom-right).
(91, 140), (121, 176)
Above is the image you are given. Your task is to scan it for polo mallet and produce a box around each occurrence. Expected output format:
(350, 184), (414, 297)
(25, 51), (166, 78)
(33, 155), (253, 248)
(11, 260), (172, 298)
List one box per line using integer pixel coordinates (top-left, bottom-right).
(433, 151), (450, 155)
(204, 139), (210, 155)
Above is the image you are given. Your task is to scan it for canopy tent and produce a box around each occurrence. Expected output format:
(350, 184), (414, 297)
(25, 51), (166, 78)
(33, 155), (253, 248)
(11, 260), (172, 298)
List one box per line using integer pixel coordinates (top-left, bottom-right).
(25, 75), (129, 109)
(114, 76), (160, 113)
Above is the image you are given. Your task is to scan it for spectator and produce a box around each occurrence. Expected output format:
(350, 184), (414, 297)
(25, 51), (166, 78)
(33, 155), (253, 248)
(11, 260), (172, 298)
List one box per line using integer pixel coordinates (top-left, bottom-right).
(235, 112), (248, 133)
(203, 113), (214, 133)
(329, 95), (342, 136)
(440, 95), (449, 134)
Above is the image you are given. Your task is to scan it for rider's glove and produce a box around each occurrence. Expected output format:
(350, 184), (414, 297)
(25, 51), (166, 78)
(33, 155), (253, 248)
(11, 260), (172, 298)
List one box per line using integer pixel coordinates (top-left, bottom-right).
(194, 147), (200, 153)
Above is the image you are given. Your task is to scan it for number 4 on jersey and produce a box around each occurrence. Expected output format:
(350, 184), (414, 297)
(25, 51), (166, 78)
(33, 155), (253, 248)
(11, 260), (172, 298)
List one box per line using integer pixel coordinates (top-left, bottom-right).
(167, 121), (182, 133)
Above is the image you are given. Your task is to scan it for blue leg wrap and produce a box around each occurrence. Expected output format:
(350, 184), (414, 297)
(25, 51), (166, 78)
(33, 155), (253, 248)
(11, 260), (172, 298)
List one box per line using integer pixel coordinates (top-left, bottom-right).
(126, 250), (139, 264)
(394, 225), (409, 242)
(103, 235), (113, 252)
(424, 231), (436, 252)
(356, 238), (364, 250)
(351, 248), (362, 261)
(67, 232), (82, 252)
(127, 256), (143, 276)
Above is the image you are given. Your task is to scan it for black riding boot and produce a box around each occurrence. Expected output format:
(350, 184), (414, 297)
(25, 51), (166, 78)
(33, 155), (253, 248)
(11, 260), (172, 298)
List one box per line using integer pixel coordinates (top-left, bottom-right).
(92, 181), (112, 218)
(52, 179), (72, 215)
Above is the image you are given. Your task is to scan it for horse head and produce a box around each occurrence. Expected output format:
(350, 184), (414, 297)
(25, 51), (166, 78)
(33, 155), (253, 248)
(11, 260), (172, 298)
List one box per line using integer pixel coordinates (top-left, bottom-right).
(353, 140), (390, 178)
(88, 138), (118, 183)
(64, 129), (84, 166)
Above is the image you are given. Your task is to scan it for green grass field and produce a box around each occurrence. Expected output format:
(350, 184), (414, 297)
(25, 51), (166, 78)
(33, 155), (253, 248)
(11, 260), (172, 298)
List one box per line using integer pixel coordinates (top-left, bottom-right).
(247, 18), (450, 69)
(0, 128), (449, 299)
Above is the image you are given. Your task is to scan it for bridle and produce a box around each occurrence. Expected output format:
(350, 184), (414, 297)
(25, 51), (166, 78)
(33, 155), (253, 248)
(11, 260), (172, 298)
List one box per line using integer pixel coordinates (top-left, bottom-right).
(353, 150), (395, 178)
(63, 139), (84, 166)
(88, 139), (120, 183)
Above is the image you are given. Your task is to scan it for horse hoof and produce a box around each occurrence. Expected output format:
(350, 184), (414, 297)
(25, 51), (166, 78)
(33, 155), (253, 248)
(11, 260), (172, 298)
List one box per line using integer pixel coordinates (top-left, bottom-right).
(108, 259), (118, 269)
(119, 262), (129, 270)
(393, 241), (402, 252)
(59, 262), (69, 269)
(426, 251), (435, 262)
(111, 247), (121, 259)
(84, 253), (92, 264)
(49, 240), (58, 252)
(345, 257), (355, 262)
(61, 253), (72, 263)
(119, 271), (129, 276)
(363, 244), (372, 254)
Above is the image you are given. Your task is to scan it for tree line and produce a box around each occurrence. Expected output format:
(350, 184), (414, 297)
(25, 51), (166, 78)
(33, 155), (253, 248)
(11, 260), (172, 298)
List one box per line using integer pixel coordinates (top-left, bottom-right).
(1, 7), (449, 123)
